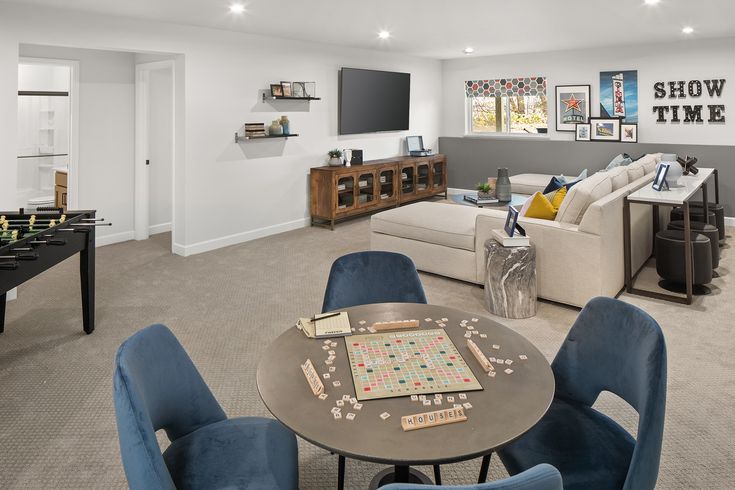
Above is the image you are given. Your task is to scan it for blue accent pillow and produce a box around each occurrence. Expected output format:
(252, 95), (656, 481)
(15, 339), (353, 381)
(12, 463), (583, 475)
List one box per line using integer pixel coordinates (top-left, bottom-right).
(606, 153), (633, 170)
(542, 169), (587, 194)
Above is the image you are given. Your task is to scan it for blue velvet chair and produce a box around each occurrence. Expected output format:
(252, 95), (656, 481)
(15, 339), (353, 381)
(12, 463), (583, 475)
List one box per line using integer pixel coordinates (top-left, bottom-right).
(496, 297), (667, 490)
(381, 463), (562, 490)
(113, 324), (298, 490)
(322, 251), (427, 313)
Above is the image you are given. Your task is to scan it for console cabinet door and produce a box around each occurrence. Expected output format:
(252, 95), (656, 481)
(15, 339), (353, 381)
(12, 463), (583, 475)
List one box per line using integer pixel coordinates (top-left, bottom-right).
(432, 159), (446, 190)
(356, 170), (377, 208)
(335, 173), (357, 213)
(399, 163), (415, 200)
(415, 160), (431, 194)
(378, 167), (398, 204)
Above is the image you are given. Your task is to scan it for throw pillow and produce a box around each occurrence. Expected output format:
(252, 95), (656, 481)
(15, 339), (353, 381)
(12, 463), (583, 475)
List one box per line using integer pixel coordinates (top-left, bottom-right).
(520, 192), (557, 220)
(606, 153), (633, 170)
(550, 185), (567, 211)
(542, 170), (586, 194)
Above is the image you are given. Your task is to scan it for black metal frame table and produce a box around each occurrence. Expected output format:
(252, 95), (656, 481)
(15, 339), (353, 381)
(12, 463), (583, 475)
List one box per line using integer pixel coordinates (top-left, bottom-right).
(623, 168), (718, 305)
(257, 303), (554, 489)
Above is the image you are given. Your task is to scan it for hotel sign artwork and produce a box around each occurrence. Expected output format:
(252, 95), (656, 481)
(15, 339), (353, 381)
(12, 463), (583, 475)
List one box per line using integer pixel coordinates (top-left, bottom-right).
(653, 79), (726, 123)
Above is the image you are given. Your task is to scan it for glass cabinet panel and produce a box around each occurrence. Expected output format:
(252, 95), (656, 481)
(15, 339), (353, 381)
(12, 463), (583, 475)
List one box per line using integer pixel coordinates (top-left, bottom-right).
(401, 166), (414, 194)
(357, 172), (375, 206)
(433, 161), (445, 188)
(379, 169), (395, 200)
(336, 175), (355, 211)
(416, 163), (430, 192)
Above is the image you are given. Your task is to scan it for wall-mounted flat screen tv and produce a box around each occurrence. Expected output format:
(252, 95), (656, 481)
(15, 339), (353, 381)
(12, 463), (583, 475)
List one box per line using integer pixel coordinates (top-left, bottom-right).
(339, 68), (410, 135)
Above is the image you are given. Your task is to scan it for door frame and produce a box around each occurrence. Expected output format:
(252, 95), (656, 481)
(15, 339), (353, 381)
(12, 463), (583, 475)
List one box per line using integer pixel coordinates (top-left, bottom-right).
(19, 56), (80, 209)
(134, 60), (176, 247)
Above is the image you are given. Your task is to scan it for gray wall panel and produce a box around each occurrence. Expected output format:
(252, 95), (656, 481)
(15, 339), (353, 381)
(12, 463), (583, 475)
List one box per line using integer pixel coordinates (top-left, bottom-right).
(439, 137), (735, 215)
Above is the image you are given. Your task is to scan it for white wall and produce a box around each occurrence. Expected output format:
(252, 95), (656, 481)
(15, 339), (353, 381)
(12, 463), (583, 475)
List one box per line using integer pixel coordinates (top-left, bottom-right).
(19, 44), (136, 245)
(442, 37), (735, 146)
(0, 3), (442, 256)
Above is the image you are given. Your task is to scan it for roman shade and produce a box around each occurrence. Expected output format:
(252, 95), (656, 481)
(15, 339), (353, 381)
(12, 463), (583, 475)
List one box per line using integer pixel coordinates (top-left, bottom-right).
(466, 77), (546, 98)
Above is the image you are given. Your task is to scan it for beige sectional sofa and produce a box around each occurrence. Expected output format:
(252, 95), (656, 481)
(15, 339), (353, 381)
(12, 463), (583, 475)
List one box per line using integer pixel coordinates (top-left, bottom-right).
(370, 154), (663, 308)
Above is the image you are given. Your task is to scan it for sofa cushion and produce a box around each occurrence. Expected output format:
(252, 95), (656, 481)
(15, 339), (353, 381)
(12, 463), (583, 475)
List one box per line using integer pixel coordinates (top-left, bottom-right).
(626, 161), (646, 181)
(371, 202), (481, 252)
(636, 154), (659, 175)
(605, 153), (633, 170)
(555, 172), (613, 225)
(510, 173), (555, 195)
(603, 166), (629, 191)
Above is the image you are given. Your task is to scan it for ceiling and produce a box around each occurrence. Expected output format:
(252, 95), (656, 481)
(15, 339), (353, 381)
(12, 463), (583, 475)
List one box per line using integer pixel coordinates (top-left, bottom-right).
(6, 0), (735, 59)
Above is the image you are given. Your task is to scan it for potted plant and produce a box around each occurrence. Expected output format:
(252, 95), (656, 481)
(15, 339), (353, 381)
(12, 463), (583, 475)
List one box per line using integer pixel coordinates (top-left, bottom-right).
(328, 149), (343, 166)
(476, 182), (495, 199)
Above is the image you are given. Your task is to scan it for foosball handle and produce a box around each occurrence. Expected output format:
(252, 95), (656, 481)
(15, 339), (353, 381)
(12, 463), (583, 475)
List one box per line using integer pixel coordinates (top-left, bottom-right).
(47, 238), (66, 246)
(16, 252), (38, 261)
(0, 261), (18, 270)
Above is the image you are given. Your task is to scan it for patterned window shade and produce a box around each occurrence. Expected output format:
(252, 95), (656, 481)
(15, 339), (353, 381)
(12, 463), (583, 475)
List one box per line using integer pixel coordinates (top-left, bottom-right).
(465, 77), (546, 98)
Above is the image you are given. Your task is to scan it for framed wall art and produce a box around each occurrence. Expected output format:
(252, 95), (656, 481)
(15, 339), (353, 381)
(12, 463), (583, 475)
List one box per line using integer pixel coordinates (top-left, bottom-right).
(575, 123), (591, 141)
(600, 70), (638, 123)
(555, 84), (591, 132)
(621, 123), (638, 143)
(589, 117), (621, 142)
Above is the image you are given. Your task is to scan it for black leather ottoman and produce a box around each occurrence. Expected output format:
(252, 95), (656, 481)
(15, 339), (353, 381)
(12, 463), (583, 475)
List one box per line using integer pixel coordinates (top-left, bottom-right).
(655, 230), (712, 287)
(670, 207), (716, 229)
(690, 202), (725, 243)
(667, 220), (719, 269)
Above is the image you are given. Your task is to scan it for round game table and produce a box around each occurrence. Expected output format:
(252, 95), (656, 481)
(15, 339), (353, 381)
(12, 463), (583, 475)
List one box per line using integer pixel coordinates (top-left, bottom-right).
(257, 303), (554, 489)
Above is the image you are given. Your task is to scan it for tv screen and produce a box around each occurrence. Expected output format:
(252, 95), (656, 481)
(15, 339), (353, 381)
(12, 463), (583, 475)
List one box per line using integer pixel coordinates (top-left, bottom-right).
(339, 68), (410, 135)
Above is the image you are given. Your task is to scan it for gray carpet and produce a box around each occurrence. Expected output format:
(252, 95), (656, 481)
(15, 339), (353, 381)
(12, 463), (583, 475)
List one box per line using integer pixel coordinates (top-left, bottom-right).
(0, 216), (733, 489)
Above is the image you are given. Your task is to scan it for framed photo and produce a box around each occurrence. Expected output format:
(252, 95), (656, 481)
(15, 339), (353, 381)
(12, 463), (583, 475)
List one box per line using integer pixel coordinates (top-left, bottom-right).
(652, 163), (670, 191)
(270, 84), (283, 97)
(304, 82), (316, 98)
(600, 70), (638, 123)
(555, 84), (591, 132)
(504, 206), (525, 237)
(575, 123), (591, 141)
(293, 82), (306, 98)
(280, 81), (292, 97)
(589, 117), (621, 142)
(621, 123), (638, 143)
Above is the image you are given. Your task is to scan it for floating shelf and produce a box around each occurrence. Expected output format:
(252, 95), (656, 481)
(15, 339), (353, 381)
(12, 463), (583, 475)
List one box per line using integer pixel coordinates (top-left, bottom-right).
(262, 94), (321, 102)
(235, 132), (299, 142)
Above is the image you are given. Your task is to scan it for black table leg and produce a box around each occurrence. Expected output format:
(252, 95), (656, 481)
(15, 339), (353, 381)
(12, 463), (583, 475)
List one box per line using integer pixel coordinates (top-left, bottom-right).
(702, 183), (709, 220)
(0, 292), (6, 333)
(623, 198), (632, 292)
(684, 201), (693, 304)
(395, 465), (410, 483)
(337, 455), (345, 490)
(478, 453), (492, 483)
(714, 168), (720, 204)
(80, 228), (95, 334)
(652, 204), (660, 255)
(433, 464), (442, 485)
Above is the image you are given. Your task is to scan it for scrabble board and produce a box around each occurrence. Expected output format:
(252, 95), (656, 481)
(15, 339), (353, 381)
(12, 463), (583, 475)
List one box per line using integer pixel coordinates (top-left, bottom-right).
(346, 329), (483, 401)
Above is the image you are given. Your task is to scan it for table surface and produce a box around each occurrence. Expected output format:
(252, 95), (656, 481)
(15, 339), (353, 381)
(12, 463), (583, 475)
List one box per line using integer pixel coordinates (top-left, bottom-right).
(257, 303), (554, 466)
(449, 193), (528, 209)
(627, 167), (714, 205)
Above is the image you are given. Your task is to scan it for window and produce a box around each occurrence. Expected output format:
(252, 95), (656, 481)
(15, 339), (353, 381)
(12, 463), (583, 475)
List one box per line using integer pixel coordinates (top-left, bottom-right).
(465, 77), (548, 135)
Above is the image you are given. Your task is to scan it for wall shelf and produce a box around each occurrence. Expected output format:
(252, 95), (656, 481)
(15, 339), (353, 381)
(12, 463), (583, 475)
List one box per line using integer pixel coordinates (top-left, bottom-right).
(235, 132), (299, 143)
(262, 94), (321, 102)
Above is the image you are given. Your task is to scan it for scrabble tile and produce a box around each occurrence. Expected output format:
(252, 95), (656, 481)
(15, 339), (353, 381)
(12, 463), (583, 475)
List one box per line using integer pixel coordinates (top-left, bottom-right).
(325, 360), (333, 365)
(322, 345), (330, 350)
(322, 373), (331, 379)
(330, 342), (337, 348)
(329, 366), (336, 372)
(492, 344), (500, 350)
(505, 368), (514, 375)
(324, 340), (332, 344)
(446, 396), (455, 403)
(519, 354), (528, 360)
(488, 371), (496, 377)
(346, 413), (356, 421)
(328, 350), (336, 355)
(359, 320), (366, 325)
(353, 403), (363, 410)
(459, 393), (467, 400)
(423, 399), (432, 406)
(411, 395), (419, 401)
(471, 318), (479, 322)
(380, 412), (391, 420)
(332, 380), (341, 387)
(336, 400), (345, 407)
(350, 397), (357, 405)
(359, 328), (366, 332)
(505, 359), (513, 365)
(333, 412), (342, 420)
(318, 393), (329, 400)
(425, 318), (432, 322)
(441, 318), (449, 322)
(342, 395), (351, 400)
(454, 404), (462, 409)
(331, 407), (341, 414)
(464, 332), (472, 338)
(480, 334), (487, 339)
(434, 399), (442, 405)
(463, 402), (473, 409)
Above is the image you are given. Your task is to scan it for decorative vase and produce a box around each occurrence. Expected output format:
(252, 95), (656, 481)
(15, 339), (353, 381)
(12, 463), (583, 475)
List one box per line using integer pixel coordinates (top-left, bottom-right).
(328, 156), (343, 166)
(658, 160), (682, 188)
(496, 168), (512, 202)
(269, 120), (283, 136)
(280, 115), (290, 135)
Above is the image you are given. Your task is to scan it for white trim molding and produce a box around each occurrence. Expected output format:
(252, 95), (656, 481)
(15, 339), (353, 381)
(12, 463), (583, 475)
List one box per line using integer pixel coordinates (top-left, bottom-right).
(725, 216), (735, 228)
(175, 217), (309, 257)
(95, 231), (135, 248)
(149, 222), (171, 235)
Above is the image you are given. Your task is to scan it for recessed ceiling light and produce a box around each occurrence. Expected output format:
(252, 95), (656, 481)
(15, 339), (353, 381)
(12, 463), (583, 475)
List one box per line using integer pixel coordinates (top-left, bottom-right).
(463, 47), (475, 55)
(229, 3), (245, 14)
(644, 0), (660, 5)
(378, 30), (391, 40)
(682, 26), (694, 34)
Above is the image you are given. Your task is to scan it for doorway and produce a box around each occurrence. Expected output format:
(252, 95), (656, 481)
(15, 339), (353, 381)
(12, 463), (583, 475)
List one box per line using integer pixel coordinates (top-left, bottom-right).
(17, 58), (79, 211)
(135, 61), (175, 249)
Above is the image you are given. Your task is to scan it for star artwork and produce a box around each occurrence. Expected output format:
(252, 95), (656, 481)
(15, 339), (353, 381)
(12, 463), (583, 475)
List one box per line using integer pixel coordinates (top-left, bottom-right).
(562, 94), (584, 113)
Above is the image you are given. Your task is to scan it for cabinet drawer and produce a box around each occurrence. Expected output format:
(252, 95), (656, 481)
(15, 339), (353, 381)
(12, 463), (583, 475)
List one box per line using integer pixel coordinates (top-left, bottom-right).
(55, 171), (68, 187)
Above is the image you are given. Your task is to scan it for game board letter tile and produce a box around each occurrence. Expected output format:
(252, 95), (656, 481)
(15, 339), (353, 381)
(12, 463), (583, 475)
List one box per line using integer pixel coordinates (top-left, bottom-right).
(380, 412), (391, 420)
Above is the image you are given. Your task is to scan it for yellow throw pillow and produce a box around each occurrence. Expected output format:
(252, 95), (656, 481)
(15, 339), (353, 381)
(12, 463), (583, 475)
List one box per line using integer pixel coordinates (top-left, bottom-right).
(522, 191), (557, 220)
(550, 185), (567, 211)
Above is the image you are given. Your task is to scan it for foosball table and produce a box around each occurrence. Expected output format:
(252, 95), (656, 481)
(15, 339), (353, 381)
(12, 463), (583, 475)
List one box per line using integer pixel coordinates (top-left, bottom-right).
(0, 208), (110, 334)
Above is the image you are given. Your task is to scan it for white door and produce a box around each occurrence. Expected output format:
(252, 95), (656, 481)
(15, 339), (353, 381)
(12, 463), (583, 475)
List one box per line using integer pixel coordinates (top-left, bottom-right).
(135, 61), (174, 244)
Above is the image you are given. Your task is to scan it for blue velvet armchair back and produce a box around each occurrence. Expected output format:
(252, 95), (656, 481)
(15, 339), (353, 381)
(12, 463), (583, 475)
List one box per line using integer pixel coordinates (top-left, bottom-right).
(551, 297), (667, 490)
(113, 324), (228, 490)
(322, 251), (427, 313)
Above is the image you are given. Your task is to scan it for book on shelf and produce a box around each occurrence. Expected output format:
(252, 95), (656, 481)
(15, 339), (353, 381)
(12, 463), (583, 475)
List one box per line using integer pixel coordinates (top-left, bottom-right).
(379, 176), (387, 183)
(463, 194), (498, 205)
(337, 184), (346, 191)
(380, 193), (390, 199)
(492, 228), (530, 247)
(358, 180), (368, 188)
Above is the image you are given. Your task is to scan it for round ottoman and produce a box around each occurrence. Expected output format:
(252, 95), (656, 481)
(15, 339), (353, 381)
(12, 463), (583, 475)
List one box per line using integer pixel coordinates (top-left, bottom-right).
(670, 206), (716, 229)
(484, 240), (536, 319)
(690, 202), (726, 243)
(667, 220), (719, 268)
(655, 230), (712, 286)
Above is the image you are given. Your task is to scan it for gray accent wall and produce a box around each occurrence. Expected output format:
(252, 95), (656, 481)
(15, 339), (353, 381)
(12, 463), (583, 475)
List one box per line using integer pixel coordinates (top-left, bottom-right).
(439, 137), (735, 215)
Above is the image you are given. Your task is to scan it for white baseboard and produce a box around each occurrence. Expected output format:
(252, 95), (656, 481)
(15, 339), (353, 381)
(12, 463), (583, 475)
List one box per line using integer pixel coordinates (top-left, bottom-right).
(176, 217), (310, 257)
(95, 230), (135, 248)
(149, 222), (171, 235)
(725, 217), (735, 227)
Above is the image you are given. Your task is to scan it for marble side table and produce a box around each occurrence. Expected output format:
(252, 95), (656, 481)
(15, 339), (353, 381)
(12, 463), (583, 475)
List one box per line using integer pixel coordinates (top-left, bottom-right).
(484, 239), (537, 319)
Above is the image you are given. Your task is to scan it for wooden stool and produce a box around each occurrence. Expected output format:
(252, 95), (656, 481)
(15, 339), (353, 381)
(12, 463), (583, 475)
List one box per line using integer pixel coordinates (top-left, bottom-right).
(484, 240), (536, 319)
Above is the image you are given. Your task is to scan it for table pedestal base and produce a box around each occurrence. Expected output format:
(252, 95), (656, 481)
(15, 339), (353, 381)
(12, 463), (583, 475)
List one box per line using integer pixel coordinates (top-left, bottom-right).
(368, 466), (433, 489)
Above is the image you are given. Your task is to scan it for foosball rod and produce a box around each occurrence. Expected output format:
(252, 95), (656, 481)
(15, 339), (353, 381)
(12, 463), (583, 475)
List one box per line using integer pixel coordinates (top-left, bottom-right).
(69, 222), (112, 227)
